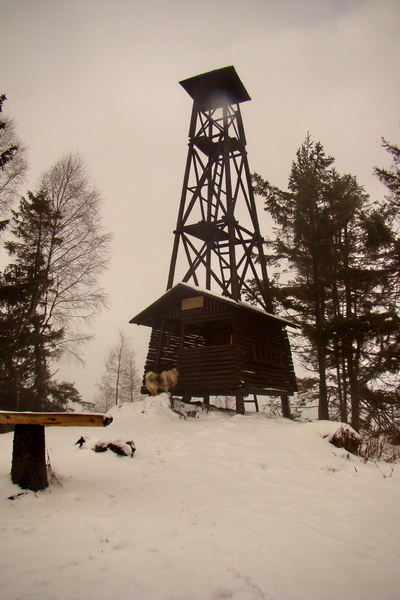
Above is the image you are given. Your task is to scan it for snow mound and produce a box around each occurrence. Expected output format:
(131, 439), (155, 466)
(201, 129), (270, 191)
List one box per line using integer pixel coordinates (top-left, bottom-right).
(305, 419), (358, 439)
(304, 420), (361, 454)
(113, 392), (178, 421)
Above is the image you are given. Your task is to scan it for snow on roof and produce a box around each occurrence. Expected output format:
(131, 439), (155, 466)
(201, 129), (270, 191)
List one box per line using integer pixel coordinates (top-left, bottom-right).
(130, 282), (296, 328)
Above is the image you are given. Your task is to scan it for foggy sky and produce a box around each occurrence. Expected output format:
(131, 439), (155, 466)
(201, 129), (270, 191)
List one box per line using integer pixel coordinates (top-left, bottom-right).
(1, 0), (399, 402)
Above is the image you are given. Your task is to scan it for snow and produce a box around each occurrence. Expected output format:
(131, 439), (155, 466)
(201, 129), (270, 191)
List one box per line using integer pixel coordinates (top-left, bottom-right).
(1, 396), (400, 600)
(134, 282), (295, 327)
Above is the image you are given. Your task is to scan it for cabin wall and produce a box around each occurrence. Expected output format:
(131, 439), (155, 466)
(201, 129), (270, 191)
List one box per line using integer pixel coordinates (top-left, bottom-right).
(233, 313), (297, 394)
(142, 325), (204, 375)
(175, 345), (238, 395)
(142, 295), (234, 374)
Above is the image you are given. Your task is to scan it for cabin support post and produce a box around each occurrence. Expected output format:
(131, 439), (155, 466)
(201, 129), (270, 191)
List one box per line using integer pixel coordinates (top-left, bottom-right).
(253, 394), (259, 412)
(280, 393), (291, 419)
(236, 393), (245, 415)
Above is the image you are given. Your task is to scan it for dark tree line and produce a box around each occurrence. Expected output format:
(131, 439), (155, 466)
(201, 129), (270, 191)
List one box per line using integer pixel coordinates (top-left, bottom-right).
(253, 134), (400, 433)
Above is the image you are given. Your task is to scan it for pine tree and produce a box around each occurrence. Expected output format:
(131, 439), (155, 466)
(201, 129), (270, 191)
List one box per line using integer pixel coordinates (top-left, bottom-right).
(359, 137), (400, 431)
(374, 139), (400, 213)
(254, 136), (336, 419)
(253, 135), (399, 431)
(0, 191), (64, 410)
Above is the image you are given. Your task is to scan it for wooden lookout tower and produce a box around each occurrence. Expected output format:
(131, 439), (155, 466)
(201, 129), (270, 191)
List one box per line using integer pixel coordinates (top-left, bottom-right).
(130, 66), (297, 414)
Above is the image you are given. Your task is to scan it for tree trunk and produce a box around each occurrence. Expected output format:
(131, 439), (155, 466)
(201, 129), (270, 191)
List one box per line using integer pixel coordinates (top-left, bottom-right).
(11, 425), (48, 491)
(34, 327), (47, 411)
(347, 349), (361, 432)
(340, 351), (349, 423)
(313, 258), (329, 421)
(317, 346), (329, 420)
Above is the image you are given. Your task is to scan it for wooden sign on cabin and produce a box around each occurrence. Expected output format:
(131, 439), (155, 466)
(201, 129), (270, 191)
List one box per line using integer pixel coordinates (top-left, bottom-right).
(130, 67), (297, 414)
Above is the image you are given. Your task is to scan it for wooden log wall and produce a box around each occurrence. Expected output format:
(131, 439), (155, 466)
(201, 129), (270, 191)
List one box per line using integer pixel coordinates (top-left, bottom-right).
(143, 325), (205, 374)
(175, 345), (238, 395)
(233, 312), (297, 394)
(163, 294), (232, 322)
(142, 295), (231, 378)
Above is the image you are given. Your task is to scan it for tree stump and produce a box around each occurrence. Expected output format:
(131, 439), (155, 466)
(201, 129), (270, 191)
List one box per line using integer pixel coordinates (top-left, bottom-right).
(11, 424), (48, 491)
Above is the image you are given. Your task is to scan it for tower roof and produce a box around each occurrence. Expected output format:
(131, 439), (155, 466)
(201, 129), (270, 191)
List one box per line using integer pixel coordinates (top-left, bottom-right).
(179, 66), (251, 110)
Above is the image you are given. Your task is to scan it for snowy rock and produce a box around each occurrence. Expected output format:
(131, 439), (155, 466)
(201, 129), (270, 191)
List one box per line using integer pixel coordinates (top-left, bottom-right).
(171, 398), (201, 418)
(76, 436), (136, 456)
(93, 439), (136, 457)
(328, 423), (361, 454)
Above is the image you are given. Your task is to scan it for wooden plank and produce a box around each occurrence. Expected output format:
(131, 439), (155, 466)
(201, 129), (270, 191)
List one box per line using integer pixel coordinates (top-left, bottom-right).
(182, 296), (204, 310)
(179, 358), (236, 369)
(0, 412), (113, 427)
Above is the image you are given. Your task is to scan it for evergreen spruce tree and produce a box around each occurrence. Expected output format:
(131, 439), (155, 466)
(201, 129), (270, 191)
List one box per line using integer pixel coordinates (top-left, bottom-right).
(254, 136), (336, 420)
(361, 137), (400, 431)
(0, 191), (64, 410)
(374, 139), (400, 212)
(253, 135), (398, 431)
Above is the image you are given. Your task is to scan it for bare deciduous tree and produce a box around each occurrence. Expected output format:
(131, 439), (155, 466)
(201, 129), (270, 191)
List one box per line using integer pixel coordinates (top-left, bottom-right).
(95, 330), (141, 411)
(38, 153), (112, 358)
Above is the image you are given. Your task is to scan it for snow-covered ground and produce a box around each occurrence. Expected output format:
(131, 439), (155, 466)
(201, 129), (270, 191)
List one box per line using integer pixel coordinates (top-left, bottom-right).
(1, 395), (399, 600)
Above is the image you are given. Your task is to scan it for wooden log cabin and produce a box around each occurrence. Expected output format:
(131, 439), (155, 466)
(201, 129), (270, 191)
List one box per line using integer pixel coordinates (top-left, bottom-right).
(130, 283), (297, 412)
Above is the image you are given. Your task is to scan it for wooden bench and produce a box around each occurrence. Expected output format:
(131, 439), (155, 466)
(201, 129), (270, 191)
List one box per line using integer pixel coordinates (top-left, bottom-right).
(0, 411), (113, 492)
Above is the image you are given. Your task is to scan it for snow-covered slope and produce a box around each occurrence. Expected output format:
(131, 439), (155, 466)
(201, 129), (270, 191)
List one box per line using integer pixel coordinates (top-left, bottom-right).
(0, 396), (399, 600)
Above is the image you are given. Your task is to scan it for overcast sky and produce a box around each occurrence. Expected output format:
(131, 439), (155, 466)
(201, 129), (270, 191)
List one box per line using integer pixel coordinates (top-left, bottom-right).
(1, 0), (399, 402)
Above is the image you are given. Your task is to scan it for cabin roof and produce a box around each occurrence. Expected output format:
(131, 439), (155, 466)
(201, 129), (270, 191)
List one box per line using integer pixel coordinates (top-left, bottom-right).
(129, 283), (296, 328)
